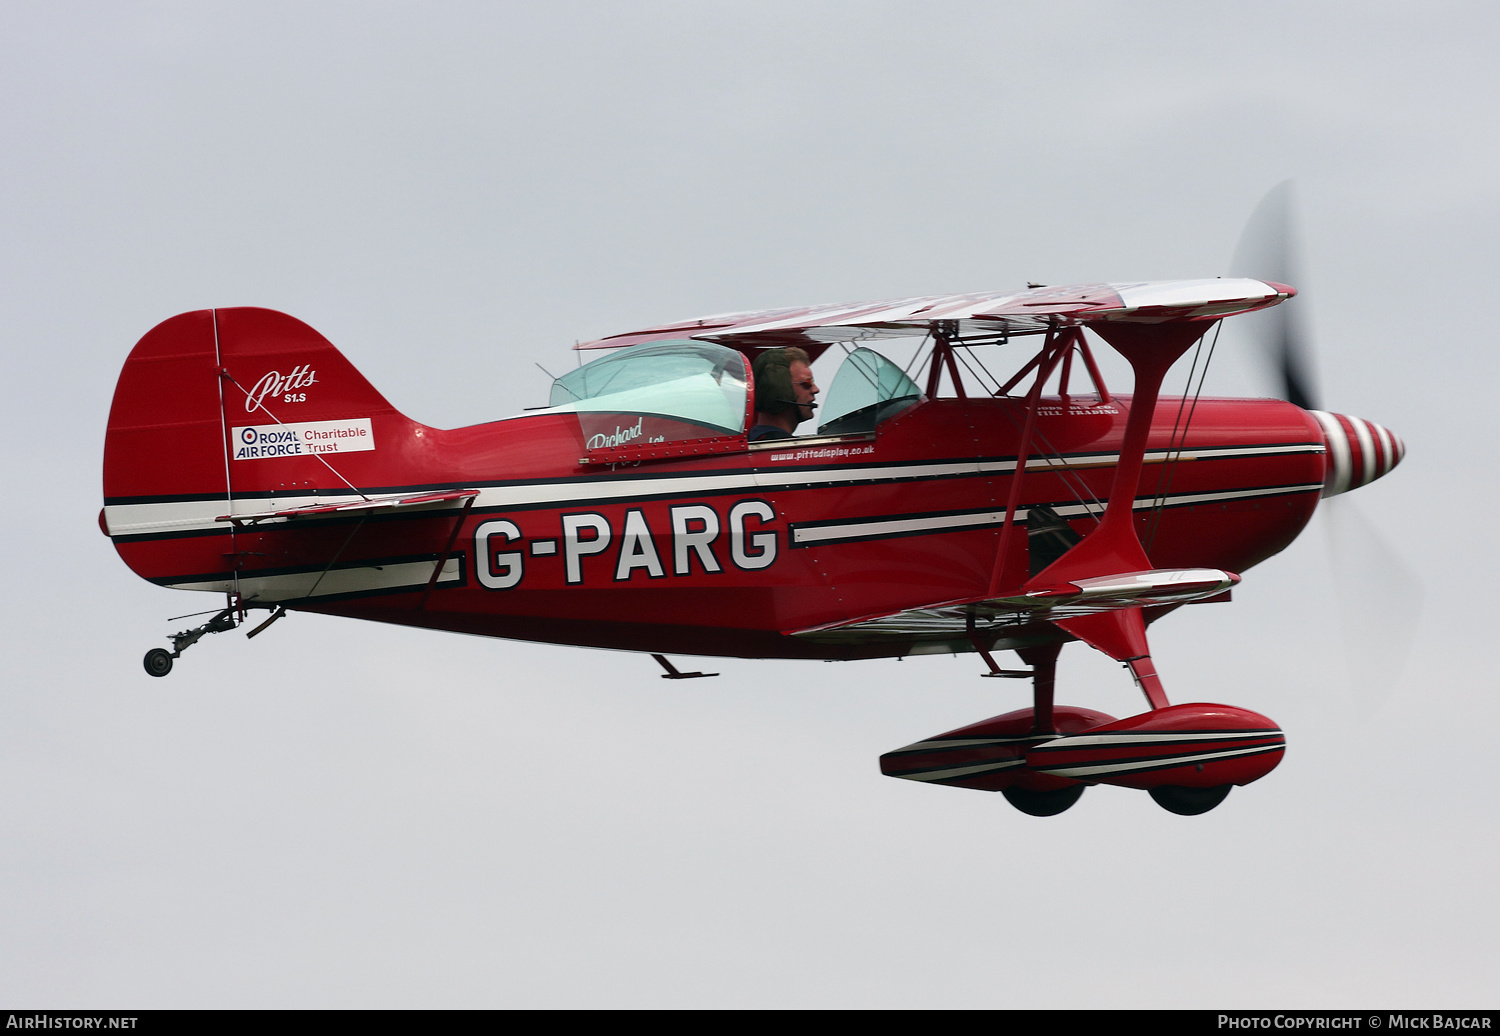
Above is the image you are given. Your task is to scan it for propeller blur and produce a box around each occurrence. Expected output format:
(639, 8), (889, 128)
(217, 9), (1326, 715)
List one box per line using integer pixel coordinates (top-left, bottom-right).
(1230, 181), (1421, 716)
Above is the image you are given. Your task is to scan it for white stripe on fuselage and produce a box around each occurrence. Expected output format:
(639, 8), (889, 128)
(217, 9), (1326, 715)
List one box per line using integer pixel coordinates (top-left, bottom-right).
(790, 483), (1323, 546)
(104, 443), (1324, 538)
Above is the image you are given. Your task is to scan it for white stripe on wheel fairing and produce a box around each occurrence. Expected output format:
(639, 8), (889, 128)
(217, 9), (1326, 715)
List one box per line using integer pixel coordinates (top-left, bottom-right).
(1033, 730), (1280, 749)
(895, 759), (1029, 782)
(1033, 743), (1283, 779)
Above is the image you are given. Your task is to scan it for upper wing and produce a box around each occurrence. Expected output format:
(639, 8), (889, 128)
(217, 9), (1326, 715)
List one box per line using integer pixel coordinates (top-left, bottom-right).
(578, 279), (1294, 353)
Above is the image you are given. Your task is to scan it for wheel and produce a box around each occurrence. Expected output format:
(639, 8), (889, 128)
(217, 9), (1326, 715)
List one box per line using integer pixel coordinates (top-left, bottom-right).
(1002, 784), (1085, 816)
(143, 648), (174, 678)
(1149, 784), (1232, 815)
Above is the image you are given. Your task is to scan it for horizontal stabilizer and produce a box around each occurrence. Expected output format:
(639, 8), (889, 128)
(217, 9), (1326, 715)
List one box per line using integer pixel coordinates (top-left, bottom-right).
(216, 489), (479, 526)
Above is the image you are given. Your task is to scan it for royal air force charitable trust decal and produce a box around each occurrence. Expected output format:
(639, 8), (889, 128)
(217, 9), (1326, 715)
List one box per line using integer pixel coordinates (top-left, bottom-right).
(231, 419), (375, 460)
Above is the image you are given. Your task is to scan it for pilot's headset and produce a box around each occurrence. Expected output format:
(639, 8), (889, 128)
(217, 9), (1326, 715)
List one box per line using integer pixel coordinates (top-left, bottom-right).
(752, 347), (815, 415)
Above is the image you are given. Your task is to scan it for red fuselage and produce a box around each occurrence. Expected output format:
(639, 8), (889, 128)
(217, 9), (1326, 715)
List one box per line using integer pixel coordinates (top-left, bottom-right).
(112, 392), (1325, 659)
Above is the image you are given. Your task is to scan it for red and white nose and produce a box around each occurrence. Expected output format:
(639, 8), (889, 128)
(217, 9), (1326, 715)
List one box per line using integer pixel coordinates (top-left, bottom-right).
(1309, 411), (1405, 498)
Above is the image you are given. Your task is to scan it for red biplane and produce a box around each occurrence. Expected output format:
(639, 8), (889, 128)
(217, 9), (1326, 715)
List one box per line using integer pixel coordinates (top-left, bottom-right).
(101, 275), (1402, 816)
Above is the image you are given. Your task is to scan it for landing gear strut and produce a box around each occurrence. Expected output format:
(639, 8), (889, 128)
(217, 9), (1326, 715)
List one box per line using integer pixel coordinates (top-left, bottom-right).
(142, 607), (239, 677)
(1002, 641), (1090, 817)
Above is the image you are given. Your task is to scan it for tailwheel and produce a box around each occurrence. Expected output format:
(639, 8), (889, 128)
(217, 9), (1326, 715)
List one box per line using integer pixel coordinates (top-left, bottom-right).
(1149, 784), (1232, 815)
(1002, 784), (1085, 816)
(141, 606), (242, 677)
(143, 648), (173, 678)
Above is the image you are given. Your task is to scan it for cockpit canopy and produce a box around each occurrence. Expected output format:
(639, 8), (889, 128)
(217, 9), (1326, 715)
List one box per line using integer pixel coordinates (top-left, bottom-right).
(548, 339), (750, 451)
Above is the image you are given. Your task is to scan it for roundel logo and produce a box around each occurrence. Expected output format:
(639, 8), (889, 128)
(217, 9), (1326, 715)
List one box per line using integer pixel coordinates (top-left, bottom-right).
(240, 427), (258, 445)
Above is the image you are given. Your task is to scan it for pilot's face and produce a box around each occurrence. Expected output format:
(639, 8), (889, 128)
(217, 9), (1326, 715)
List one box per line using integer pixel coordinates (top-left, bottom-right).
(789, 361), (819, 424)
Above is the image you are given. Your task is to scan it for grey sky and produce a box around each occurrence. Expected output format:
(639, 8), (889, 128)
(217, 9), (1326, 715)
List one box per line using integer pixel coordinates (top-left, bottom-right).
(2, 1), (1495, 1007)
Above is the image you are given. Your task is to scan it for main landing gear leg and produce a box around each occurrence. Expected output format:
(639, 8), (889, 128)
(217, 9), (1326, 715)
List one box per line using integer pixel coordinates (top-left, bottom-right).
(1016, 642), (1062, 734)
(1124, 654), (1170, 711)
(142, 607), (239, 678)
(1000, 641), (1087, 816)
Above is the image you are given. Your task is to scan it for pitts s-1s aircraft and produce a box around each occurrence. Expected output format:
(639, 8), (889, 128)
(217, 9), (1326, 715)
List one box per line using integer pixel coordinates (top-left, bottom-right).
(101, 277), (1402, 816)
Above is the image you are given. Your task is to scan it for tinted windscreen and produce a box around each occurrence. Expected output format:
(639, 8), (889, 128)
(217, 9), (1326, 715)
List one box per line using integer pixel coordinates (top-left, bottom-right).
(817, 347), (923, 435)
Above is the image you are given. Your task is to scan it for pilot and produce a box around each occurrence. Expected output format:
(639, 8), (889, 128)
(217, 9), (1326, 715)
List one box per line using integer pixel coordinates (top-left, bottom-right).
(748, 347), (820, 442)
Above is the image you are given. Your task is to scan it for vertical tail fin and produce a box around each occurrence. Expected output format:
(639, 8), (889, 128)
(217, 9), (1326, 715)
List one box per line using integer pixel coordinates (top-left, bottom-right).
(103, 308), (441, 590)
(104, 307), (426, 505)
